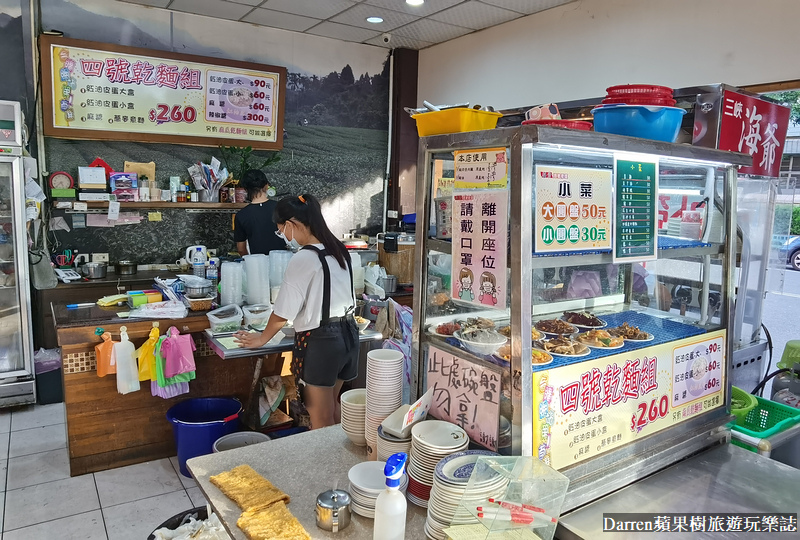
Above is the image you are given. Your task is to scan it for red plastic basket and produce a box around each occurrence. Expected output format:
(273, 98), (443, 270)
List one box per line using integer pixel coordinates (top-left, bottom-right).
(606, 84), (674, 97)
(602, 96), (677, 107)
(522, 119), (593, 131)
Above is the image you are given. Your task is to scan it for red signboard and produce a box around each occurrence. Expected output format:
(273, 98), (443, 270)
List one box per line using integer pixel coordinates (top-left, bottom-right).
(717, 90), (790, 177)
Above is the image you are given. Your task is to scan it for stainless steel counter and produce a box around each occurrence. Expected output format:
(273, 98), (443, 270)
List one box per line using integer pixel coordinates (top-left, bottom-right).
(187, 425), (428, 540)
(558, 443), (800, 539)
(203, 328), (384, 359)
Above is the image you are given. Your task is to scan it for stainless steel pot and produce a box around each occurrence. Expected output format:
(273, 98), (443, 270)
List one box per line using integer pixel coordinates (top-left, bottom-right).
(184, 284), (214, 299)
(114, 260), (137, 275)
(315, 489), (351, 532)
(80, 262), (107, 279)
(379, 274), (398, 293)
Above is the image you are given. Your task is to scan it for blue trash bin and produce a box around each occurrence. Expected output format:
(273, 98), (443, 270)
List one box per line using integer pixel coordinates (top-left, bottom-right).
(167, 397), (242, 477)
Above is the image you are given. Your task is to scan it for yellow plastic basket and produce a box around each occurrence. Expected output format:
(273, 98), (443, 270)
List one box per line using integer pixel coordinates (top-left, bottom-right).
(413, 108), (502, 137)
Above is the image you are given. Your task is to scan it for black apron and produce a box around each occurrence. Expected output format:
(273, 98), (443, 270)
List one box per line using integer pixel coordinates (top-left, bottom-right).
(291, 246), (357, 387)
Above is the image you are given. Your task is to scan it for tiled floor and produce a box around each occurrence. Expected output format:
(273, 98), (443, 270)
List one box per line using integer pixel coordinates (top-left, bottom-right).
(0, 403), (206, 540)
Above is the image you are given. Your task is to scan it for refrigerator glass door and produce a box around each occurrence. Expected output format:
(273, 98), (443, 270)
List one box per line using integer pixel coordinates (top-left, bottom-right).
(0, 156), (32, 377)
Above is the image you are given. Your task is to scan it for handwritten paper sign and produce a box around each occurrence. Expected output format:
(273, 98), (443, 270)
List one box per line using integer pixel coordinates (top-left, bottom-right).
(427, 346), (501, 451)
(454, 148), (508, 189)
(41, 36), (285, 150)
(451, 190), (508, 309)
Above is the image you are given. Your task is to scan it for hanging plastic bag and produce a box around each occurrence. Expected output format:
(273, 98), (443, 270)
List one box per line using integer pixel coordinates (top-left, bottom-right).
(113, 326), (140, 395)
(95, 330), (117, 377)
(161, 326), (197, 378)
(154, 336), (196, 388)
(135, 326), (160, 382)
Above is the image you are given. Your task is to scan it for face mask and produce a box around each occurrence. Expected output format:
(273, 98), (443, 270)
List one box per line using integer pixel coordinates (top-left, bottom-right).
(280, 221), (301, 250)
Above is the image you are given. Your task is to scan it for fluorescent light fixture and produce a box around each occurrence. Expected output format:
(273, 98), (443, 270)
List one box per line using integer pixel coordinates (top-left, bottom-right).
(406, 0), (425, 6)
(659, 188), (703, 195)
(366, 16), (384, 23)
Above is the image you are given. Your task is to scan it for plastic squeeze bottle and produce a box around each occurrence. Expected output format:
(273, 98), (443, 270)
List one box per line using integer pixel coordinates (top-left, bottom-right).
(373, 452), (408, 540)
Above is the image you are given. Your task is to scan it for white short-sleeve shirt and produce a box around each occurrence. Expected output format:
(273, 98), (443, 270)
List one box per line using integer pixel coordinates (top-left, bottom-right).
(272, 244), (354, 332)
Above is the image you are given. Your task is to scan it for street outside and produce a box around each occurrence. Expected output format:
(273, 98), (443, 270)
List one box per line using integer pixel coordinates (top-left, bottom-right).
(761, 267), (800, 393)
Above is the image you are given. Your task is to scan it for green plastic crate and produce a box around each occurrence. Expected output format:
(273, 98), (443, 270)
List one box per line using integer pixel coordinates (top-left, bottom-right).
(731, 395), (800, 452)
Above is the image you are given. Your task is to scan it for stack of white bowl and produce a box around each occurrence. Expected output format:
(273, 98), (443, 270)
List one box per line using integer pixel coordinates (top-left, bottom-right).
(243, 254), (270, 304)
(425, 450), (506, 540)
(377, 425), (412, 462)
(407, 420), (469, 508)
(220, 261), (243, 306)
(340, 388), (366, 446)
(365, 349), (405, 460)
(348, 461), (409, 518)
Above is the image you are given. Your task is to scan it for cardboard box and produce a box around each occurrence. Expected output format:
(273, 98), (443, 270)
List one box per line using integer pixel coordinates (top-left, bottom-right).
(109, 172), (138, 190)
(50, 188), (76, 198)
(112, 188), (139, 202)
(78, 192), (111, 201)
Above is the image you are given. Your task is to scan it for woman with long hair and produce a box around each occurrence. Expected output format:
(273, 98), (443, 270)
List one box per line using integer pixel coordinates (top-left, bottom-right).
(234, 194), (357, 429)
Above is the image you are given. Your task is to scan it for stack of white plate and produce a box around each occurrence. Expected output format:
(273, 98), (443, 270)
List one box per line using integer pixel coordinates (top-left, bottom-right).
(667, 217), (682, 236)
(407, 420), (469, 508)
(425, 450), (507, 540)
(365, 350), (405, 460)
(340, 388), (367, 446)
(377, 425), (412, 462)
(348, 461), (409, 519)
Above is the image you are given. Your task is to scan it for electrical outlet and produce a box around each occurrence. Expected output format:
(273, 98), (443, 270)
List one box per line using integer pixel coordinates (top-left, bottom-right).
(92, 253), (109, 262)
(387, 209), (399, 219)
(207, 249), (217, 257)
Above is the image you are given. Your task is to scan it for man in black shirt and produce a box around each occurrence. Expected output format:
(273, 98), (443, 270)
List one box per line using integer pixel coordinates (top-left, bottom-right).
(234, 170), (287, 255)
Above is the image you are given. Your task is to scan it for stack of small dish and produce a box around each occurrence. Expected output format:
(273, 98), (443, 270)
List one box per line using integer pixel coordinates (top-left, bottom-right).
(407, 420), (469, 508)
(365, 349), (405, 459)
(348, 461), (408, 518)
(377, 425), (412, 462)
(340, 388), (366, 446)
(425, 450), (507, 540)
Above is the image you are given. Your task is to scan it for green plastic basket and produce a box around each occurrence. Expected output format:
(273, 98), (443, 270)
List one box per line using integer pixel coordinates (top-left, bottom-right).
(731, 395), (800, 452)
(730, 386), (758, 425)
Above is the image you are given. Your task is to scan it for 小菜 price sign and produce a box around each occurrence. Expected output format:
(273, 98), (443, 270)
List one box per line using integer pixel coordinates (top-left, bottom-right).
(534, 165), (612, 253)
(454, 148), (508, 189)
(41, 36), (285, 150)
(613, 157), (658, 263)
(427, 346), (501, 451)
(451, 190), (508, 309)
(533, 330), (725, 470)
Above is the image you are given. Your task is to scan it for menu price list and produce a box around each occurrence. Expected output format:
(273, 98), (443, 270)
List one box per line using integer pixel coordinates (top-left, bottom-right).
(614, 158), (658, 262)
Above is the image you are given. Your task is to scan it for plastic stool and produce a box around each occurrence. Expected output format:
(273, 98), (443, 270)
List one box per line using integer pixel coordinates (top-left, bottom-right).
(778, 340), (800, 369)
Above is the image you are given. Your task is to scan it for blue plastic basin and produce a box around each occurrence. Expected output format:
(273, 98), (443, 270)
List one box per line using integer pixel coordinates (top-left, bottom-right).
(592, 105), (687, 143)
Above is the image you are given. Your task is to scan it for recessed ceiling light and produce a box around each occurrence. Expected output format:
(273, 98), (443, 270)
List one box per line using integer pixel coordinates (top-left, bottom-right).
(406, 0), (425, 6)
(366, 16), (384, 24)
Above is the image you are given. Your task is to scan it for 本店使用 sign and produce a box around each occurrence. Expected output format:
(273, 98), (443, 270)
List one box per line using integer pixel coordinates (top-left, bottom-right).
(454, 148), (508, 189)
(427, 346), (501, 451)
(534, 330), (725, 469)
(451, 190), (508, 309)
(534, 165), (612, 253)
(41, 36), (285, 150)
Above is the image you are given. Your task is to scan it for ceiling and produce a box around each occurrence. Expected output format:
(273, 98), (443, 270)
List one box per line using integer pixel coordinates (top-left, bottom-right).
(118, 0), (578, 50)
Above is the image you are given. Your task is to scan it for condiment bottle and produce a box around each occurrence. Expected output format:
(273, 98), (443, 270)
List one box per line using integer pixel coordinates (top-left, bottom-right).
(373, 453), (407, 540)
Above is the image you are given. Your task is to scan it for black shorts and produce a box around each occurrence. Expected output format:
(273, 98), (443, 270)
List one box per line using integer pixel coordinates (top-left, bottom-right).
(298, 318), (359, 387)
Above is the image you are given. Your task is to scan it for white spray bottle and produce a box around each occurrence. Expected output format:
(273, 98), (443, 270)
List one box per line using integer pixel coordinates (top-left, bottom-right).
(373, 452), (408, 540)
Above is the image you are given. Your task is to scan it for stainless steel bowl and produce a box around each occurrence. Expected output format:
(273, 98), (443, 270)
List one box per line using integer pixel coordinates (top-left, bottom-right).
(114, 260), (137, 275)
(80, 262), (108, 279)
(184, 284), (214, 298)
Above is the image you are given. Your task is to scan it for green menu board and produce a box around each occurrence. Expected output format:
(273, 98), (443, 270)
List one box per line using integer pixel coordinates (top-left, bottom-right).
(613, 158), (658, 263)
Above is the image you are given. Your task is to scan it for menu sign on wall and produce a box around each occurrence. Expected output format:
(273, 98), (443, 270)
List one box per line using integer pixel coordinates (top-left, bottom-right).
(613, 157), (658, 263)
(533, 330), (726, 469)
(534, 165), (613, 253)
(427, 346), (501, 451)
(453, 148), (508, 189)
(41, 36), (285, 150)
(451, 190), (508, 309)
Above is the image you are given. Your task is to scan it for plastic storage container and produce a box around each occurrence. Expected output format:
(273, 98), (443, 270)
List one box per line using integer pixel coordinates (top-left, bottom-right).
(206, 304), (244, 333)
(591, 104), (686, 143)
(731, 395), (800, 452)
(166, 397), (242, 477)
(243, 304), (272, 330)
(412, 108), (502, 137)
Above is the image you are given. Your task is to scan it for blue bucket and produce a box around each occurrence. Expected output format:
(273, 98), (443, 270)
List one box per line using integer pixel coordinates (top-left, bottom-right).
(166, 397), (242, 477)
(592, 105), (687, 143)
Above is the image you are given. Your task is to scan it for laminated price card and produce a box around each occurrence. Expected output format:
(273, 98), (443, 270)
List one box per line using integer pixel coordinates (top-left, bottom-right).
(613, 157), (658, 263)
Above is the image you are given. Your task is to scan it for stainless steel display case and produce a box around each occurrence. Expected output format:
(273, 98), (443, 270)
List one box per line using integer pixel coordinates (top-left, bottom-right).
(412, 125), (750, 510)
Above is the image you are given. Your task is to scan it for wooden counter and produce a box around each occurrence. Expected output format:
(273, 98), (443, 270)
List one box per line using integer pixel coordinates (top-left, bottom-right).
(53, 304), (282, 476)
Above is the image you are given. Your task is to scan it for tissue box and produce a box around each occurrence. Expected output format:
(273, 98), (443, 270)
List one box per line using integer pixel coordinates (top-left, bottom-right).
(109, 172), (138, 190)
(112, 188), (139, 202)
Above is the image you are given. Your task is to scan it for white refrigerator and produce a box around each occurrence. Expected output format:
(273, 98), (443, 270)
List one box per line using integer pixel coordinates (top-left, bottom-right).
(0, 100), (35, 406)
